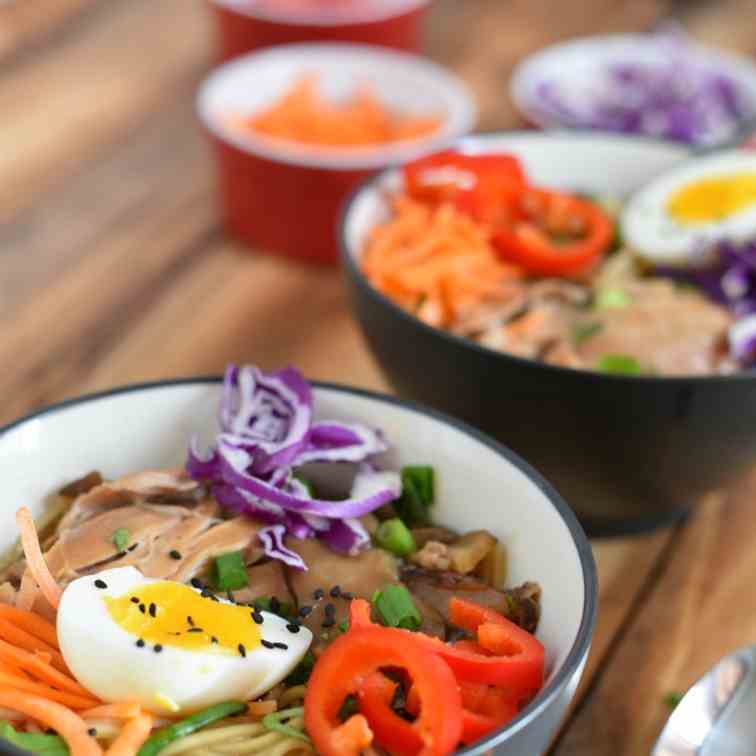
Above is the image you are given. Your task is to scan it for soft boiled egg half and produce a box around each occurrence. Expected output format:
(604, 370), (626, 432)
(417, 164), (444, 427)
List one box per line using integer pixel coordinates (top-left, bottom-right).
(621, 150), (756, 265)
(57, 567), (312, 715)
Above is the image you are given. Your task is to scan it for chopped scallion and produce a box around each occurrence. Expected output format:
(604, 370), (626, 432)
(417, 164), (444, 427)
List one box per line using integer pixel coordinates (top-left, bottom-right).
(111, 528), (130, 552)
(597, 354), (643, 375)
(262, 707), (311, 743)
(594, 287), (632, 310)
(212, 551), (249, 592)
(372, 584), (422, 631)
(254, 597), (293, 619)
(663, 691), (684, 710)
(394, 466), (434, 526)
(375, 517), (417, 557)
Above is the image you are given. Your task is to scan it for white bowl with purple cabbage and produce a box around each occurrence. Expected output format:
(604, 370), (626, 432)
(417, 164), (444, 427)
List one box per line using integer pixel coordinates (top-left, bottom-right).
(0, 365), (596, 756)
(511, 30), (756, 147)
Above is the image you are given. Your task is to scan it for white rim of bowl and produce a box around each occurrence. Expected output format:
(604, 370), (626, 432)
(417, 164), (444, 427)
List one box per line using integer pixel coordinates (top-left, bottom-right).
(510, 32), (756, 132)
(209, 0), (430, 27)
(196, 43), (477, 171)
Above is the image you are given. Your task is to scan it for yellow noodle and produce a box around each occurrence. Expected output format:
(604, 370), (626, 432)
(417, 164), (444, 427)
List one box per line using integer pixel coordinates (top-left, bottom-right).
(161, 723), (266, 756)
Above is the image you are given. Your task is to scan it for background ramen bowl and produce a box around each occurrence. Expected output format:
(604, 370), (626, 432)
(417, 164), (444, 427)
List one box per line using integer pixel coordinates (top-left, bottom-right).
(210, 0), (430, 62)
(341, 131), (756, 535)
(196, 43), (475, 263)
(0, 378), (595, 756)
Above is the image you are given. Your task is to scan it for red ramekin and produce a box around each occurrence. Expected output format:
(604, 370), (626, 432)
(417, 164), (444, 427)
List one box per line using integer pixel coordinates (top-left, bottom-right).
(210, 0), (431, 61)
(196, 43), (476, 263)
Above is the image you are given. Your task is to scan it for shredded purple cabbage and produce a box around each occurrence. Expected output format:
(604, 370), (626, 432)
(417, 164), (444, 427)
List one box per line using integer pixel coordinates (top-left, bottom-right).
(658, 239), (756, 365)
(187, 364), (399, 569)
(529, 32), (754, 146)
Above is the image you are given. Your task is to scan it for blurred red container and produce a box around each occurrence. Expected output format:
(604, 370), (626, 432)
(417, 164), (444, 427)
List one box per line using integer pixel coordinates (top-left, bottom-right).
(210, 0), (430, 61)
(196, 44), (476, 263)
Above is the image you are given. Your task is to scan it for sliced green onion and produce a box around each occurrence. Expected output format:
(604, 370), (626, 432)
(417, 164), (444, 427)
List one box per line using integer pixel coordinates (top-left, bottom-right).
(137, 701), (246, 756)
(262, 707), (311, 743)
(597, 354), (643, 375)
(594, 287), (632, 309)
(663, 691), (684, 710)
(292, 473), (315, 497)
(285, 650), (316, 685)
(394, 466), (435, 526)
(375, 517), (417, 556)
(337, 619), (349, 634)
(0, 721), (69, 755)
(372, 584), (422, 631)
(212, 551), (249, 592)
(111, 528), (130, 552)
(571, 321), (603, 345)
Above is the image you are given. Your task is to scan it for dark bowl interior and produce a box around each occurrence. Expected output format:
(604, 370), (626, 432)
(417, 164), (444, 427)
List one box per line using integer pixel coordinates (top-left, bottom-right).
(340, 132), (756, 535)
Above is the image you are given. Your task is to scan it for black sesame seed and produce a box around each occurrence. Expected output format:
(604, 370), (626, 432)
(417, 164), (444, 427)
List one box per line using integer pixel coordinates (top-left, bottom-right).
(154, 644), (163, 653)
(169, 550), (182, 560)
(127, 543), (139, 552)
(238, 643), (246, 658)
(190, 578), (203, 589)
(201, 588), (213, 597)
(187, 616), (195, 626)
(94, 579), (107, 590)
(252, 611), (264, 625)
(187, 627), (203, 633)
(139, 604), (146, 614)
(269, 597), (280, 613)
(210, 595), (220, 602)
(87, 728), (97, 737)
(130, 597), (140, 604)
(322, 618), (335, 628)
(136, 639), (145, 648)
(211, 636), (219, 644)
(286, 623), (300, 634)
(341, 591), (354, 601)
(313, 588), (325, 600)
(273, 642), (288, 650)
(261, 640), (275, 649)
(324, 603), (336, 617)
(330, 586), (341, 598)
(298, 605), (313, 618)
(148, 603), (157, 618)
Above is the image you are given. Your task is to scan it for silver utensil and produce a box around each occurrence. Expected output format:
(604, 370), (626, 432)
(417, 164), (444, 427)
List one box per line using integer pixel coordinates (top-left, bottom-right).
(653, 646), (756, 755)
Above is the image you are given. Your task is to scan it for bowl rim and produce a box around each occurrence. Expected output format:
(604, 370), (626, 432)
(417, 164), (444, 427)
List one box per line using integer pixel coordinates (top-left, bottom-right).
(195, 42), (477, 171)
(209, 0), (430, 27)
(0, 375), (597, 755)
(339, 128), (756, 385)
(509, 31), (756, 136)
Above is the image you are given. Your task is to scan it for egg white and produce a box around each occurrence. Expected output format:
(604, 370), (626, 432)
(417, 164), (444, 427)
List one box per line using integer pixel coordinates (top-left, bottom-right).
(57, 567), (312, 715)
(621, 150), (756, 265)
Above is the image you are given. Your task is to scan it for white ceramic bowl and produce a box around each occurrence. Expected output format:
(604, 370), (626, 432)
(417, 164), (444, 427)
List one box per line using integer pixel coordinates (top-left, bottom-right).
(511, 33), (756, 146)
(0, 378), (596, 756)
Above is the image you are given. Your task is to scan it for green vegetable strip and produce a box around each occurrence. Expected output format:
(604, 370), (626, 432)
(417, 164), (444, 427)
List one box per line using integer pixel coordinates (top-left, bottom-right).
(594, 287), (632, 310)
(375, 518), (417, 557)
(111, 528), (130, 552)
(212, 551), (249, 591)
(372, 584), (422, 631)
(394, 466), (435, 526)
(0, 721), (69, 755)
(262, 707), (311, 743)
(136, 700), (246, 756)
(596, 354), (643, 375)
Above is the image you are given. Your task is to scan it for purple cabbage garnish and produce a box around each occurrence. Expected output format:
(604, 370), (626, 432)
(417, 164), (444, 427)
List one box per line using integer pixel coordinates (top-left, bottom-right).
(187, 364), (399, 569)
(528, 31), (755, 146)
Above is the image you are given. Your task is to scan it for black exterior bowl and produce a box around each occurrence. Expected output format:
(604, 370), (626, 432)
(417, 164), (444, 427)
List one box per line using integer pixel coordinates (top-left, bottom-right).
(340, 132), (756, 535)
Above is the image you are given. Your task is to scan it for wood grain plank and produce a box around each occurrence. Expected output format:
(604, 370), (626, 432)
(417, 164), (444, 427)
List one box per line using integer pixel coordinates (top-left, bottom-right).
(0, 0), (211, 222)
(553, 484), (756, 755)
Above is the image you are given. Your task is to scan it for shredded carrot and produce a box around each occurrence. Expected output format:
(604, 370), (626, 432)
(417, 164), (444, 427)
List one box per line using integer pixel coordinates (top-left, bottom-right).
(363, 196), (524, 328)
(0, 638), (92, 697)
(104, 712), (153, 756)
(16, 507), (62, 609)
(82, 703), (142, 720)
(0, 689), (102, 756)
(0, 670), (99, 709)
(248, 699), (277, 717)
(236, 74), (442, 149)
(0, 617), (69, 673)
(0, 603), (60, 647)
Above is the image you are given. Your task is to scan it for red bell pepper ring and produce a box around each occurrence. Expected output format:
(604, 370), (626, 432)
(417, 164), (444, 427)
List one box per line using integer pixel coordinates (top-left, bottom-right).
(449, 597), (509, 632)
(304, 626), (463, 756)
(493, 187), (614, 277)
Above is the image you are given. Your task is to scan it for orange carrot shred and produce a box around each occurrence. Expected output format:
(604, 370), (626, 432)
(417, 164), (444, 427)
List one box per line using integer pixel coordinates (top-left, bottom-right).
(16, 507), (62, 609)
(0, 671), (99, 709)
(0, 603), (59, 647)
(82, 703), (142, 720)
(0, 689), (102, 756)
(0, 618), (70, 674)
(104, 712), (152, 756)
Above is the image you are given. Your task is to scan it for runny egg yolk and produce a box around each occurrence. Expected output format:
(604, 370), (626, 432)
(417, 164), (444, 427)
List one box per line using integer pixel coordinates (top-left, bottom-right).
(668, 173), (756, 224)
(105, 582), (261, 654)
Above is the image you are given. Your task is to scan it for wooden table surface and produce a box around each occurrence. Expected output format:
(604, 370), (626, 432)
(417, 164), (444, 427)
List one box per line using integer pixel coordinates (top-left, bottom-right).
(3, 0), (756, 752)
